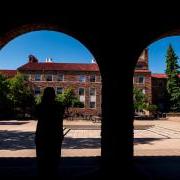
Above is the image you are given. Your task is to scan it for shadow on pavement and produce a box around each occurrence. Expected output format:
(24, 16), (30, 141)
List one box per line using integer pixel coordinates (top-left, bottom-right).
(62, 138), (101, 149)
(0, 130), (101, 150)
(0, 122), (29, 125)
(134, 138), (165, 145)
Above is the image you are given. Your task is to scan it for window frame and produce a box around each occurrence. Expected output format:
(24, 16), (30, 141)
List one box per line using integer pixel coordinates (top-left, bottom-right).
(90, 87), (96, 96)
(45, 74), (53, 81)
(79, 87), (85, 96)
(56, 87), (64, 94)
(34, 74), (41, 81)
(34, 87), (41, 95)
(90, 74), (96, 82)
(57, 74), (64, 81)
(79, 75), (86, 82)
(90, 101), (96, 108)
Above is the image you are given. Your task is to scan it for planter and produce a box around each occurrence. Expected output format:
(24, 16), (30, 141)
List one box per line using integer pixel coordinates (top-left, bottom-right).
(166, 113), (180, 117)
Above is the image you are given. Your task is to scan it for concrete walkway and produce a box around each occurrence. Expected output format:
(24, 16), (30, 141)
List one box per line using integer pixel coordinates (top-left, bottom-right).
(134, 118), (180, 156)
(0, 120), (101, 157)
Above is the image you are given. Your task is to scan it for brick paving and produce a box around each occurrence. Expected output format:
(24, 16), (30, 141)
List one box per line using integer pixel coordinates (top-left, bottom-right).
(0, 120), (101, 157)
(134, 118), (180, 156)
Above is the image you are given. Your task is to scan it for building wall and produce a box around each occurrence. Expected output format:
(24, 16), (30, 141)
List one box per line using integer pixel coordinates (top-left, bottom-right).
(133, 72), (152, 103)
(19, 70), (102, 116)
(151, 77), (168, 112)
(133, 49), (152, 104)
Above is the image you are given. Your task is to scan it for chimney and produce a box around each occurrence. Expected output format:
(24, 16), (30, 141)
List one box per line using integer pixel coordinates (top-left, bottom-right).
(45, 58), (53, 63)
(28, 55), (38, 63)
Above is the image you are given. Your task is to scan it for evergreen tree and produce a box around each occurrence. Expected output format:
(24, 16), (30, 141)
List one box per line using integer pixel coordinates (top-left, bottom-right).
(165, 44), (180, 112)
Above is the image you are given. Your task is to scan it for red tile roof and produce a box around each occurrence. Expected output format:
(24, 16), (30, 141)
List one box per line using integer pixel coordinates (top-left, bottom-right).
(0, 70), (17, 77)
(152, 73), (180, 78)
(17, 62), (99, 72)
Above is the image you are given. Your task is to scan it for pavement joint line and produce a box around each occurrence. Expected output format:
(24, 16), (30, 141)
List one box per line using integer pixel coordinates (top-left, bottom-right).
(146, 129), (171, 138)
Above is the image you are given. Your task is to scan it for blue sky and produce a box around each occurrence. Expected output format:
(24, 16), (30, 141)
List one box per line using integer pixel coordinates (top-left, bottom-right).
(0, 30), (94, 70)
(148, 36), (180, 73)
(0, 30), (180, 73)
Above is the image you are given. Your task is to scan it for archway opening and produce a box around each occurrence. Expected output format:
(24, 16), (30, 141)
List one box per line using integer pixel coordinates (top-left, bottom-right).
(0, 28), (102, 176)
(133, 35), (180, 179)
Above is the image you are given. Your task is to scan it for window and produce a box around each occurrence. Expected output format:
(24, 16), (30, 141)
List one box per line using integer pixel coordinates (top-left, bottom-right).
(24, 74), (29, 81)
(90, 75), (96, 82)
(90, 88), (96, 96)
(45, 74), (52, 81)
(57, 74), (64, 81)
(79, 88), (85, 105)
(34, 74), (41, 81)
(136, 64), (143, 69)
(79, 75), (86, 82)
(34, 87), (41, 95)
(56, 87), (63, 94)
(134, 76), (144, 84)
(79, 88), (85, 96)
(90, 102), (96, 108)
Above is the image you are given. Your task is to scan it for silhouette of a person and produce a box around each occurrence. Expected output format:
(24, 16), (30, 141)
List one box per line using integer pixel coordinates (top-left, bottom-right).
(35, 87), (65, 177)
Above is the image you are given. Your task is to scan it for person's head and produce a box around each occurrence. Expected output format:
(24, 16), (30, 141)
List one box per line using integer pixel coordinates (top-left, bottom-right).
(41, 87), (56, 104)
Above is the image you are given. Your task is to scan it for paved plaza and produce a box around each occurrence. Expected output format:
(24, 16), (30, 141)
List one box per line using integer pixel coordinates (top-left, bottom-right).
(0, 120), (101, 157)
(134, 117), (180, 156)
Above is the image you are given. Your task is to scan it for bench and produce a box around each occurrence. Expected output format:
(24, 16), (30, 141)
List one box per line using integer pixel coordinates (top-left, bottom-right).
(92, 116), (101, 123)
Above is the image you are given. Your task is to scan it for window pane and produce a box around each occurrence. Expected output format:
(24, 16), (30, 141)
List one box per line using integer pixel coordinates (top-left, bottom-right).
(56, 87), (63, 94)
(57, 74), (64, 81)
(90, 102), (96, 108)
(79, 88), (85, 95)
(134, 76), (144, 84)
(79, 75), (86, 82)
(139, 76), (144, 83)
(45, 74), (52, 81)
(35, 74), (41, 81)
(90, 75), (96, 82)
(90, 88), (96, 96)
(34, 87), (40, 95)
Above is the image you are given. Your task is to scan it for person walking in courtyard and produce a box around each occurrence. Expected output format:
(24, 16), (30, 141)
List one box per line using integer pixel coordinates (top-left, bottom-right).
(35, 87), (65, 177)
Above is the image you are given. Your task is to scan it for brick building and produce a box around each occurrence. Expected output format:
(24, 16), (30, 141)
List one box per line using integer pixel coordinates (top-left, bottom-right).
(134, 49), (152, 104)
(134, 49), (169, 113)
(0, 55), (102, 116)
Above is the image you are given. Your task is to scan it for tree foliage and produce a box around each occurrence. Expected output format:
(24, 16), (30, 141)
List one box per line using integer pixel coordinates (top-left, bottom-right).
(56, 87), (84, 114)
(0, 74), (12, 118)
(7, 73), (35, 116)
(133, 87), (157, 114)
(133, 87), (147, 111)
(165, 44), (180, 112)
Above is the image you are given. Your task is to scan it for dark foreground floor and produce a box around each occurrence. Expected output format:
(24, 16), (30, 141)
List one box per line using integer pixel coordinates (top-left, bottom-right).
(134, 156), (180, 180)
(2, 156), (180, 179)
(0, 157), (101, 178)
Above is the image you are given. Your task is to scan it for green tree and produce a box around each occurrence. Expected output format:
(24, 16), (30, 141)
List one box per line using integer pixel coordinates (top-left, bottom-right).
(165, 44), (180, 112)
(7, 73), (35, 118)
(56, 87), (84, 115)
(0, 74), (13, 118)
(133, 87), (158, 115)
(133, 87), (147, 112)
